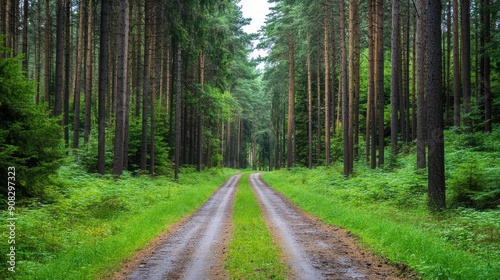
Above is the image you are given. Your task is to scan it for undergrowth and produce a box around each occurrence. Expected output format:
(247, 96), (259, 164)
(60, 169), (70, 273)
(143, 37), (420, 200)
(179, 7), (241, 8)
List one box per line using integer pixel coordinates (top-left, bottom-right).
(225, 173), (287, 279)
(262, 128), (500, 279)
(0, 163), (237, 279)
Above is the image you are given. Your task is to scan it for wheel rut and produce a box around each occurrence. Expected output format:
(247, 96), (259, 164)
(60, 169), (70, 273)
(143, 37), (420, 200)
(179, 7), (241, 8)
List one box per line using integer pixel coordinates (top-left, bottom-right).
(250, 173), (407, 280)
(123, 174), (241, 280)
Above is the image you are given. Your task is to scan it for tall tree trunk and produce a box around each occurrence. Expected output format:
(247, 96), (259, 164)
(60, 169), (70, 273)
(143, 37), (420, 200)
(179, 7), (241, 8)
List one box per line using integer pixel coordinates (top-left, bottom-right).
(54, 0), (63, 118)
(198, 50), (205, 171)
(316, 51), (321, 166)
(135, 0), (142, 117)
(174, 45), (182, 180)
(339, 0), (349, 177)
(391, 0), (400, 161)
(452, 0), (460, 130)
(149, 3), (156, 175)
(416, 0), (426, 168)
(141, 0), (150, 171)
(98, 0), (110, 174)
(324, 4), (330, 167)
(64, 0), (71, 148)
(22, 0), (28, 71)
(482, 0), (491, 132)
(287, 34), (294, 169)
(84, 0), (93, 145)
(426, 0), (445, 211)
(461, 0), (471, 132)
(348, 0), (359, 173)
(112, 0), (129, 175)
(376, 0), (385, 167)
(307, 32), (312, 169)
(44, 0), (51, 105)
(367, 0), (376, 168)
(73, 0), (85, 149)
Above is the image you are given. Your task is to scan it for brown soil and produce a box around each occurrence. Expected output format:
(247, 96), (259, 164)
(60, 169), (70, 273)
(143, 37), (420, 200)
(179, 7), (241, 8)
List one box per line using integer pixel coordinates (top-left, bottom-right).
(250, 173), (417, 280)
(111, 174), (241, 280)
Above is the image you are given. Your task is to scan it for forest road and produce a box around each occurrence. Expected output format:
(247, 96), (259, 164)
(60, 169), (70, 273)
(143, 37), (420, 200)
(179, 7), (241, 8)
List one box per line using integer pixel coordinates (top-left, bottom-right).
(123, 174), (241, 280)
(250, 173), (407, 280)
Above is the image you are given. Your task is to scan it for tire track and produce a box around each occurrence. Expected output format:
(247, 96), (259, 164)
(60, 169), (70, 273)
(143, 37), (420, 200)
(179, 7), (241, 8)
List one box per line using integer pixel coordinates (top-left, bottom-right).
(126, 174), (241, 280)
(250, 173), (405, 280)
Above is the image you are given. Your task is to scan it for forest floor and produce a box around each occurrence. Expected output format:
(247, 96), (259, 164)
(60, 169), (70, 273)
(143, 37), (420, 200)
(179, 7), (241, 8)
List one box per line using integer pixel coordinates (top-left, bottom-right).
(115, 173), (411, 279)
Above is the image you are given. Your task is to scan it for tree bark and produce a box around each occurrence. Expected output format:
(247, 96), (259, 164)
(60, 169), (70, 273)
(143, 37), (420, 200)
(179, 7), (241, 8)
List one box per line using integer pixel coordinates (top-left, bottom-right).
(482, 0), (491, 132)
(416, 0), (426, 168)
(307, 32), (312, 169)
(112, 0), (129, 175)
(22, 0), (28, 71)
(84, 0), (93, 145)
(44, 0), (51, 105)
(54, 0), (63, 118)
(426, 0), (446, 211)
(339, 0), (349, 177)
(98, 0), (110, 174)
(391, 0), (400, 161)
(461, 0), (471, 132)
(73, 0), (85, 149)
(141, 0), (150, 171)
(376, 0), (385, 167)
(287, 34), (294, 169)
(174, 45), (182, 180)
(324, 4), (330, 167)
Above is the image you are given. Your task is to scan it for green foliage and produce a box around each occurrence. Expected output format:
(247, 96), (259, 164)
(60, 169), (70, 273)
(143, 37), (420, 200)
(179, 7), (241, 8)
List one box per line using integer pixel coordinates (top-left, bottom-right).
(0, 49), (64, 197)
(263, 167), (500, 279)
(0, 164), (237, 279)
(226, 173), (287, 279)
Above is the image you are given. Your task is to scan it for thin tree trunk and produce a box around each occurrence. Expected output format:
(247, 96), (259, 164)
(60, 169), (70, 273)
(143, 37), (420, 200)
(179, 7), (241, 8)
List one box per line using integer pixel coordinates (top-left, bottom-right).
(73, 0), (85, 149)
(339, 0), (349, 177)
(112, 0), (129, 175)
(324, 4), (330, 167)
(54, 0), (63, 118)
(84, 0), (93, 145)
(307, 32), (312, 169)
(482, 0), (491, 132)
(376, 0), (385, 167)
(452, 0), (460, 130)
(98, 0), (110, 174)
(461, 0), (471, 132)
(391, 0), (400, 161)
(198, 50), (205, 171)
(141, 0), (150, 171)
(367, 0), (376, 168)
(316, 51), (321, 166)
(22, 0), (28, 71)
(44, 0), (51, 105)
(416, 0), (426, 168)
(64, 0), (71, 147)
(174, 45), (182, 180)
(287, 34), (294, 169)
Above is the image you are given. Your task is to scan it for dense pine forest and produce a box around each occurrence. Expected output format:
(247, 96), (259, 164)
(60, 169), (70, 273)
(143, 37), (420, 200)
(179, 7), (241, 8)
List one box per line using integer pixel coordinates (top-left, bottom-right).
(0, 0), (499, 279)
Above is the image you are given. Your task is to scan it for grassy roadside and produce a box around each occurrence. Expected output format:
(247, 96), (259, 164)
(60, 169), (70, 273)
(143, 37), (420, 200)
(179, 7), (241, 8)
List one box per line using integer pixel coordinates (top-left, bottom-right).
(225, 173), (288, 279)
(0, 164), (237, 279)
(262, 168), (500, 280)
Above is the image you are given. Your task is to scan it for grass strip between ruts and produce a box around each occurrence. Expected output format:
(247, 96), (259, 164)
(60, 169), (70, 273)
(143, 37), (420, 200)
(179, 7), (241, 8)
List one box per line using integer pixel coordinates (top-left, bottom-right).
(225, 173), (288, 279)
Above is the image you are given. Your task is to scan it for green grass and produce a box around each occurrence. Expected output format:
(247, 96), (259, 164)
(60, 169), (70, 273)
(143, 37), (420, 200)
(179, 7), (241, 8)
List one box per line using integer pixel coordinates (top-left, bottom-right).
(0, 164), (238, 279)
(225, 173), (288, 279)
(262, 167), (500, 280)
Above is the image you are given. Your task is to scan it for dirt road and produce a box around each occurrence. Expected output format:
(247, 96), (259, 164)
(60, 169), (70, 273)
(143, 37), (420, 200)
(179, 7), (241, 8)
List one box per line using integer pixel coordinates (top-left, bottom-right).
(250, 173), (405, 280)
(119, 173), (407, 279)
(125, 174), (241, 280)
